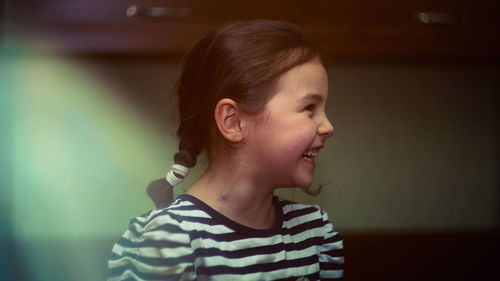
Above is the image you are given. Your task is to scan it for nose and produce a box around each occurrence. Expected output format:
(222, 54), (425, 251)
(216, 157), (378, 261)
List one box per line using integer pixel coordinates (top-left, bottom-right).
(318, 115), (334, 138)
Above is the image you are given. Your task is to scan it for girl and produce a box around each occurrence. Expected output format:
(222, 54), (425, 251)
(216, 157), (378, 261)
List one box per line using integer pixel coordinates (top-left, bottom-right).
(108, 20), (344, 281)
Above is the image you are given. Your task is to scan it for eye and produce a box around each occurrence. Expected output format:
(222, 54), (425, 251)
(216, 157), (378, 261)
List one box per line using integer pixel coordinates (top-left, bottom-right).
(304, 104), (315, 111)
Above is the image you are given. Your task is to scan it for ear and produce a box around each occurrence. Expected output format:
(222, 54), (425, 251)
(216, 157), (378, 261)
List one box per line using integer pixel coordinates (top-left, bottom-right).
(214, 98), (244, 143)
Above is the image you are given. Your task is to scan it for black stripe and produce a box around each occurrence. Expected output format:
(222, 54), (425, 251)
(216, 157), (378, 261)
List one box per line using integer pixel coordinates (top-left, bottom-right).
(168, 203), (200, 211)
(128, 220), (186, 237)
(187, 219), (327, 242)
(193, 228), (275, 241)
(149, 220), (189, 233)
(320, 261), (344, 270)
(129, 211), (181, 229)
(322, 248), (344, 258)
(282, 206), (317, 221)
(197, 254), (319, 275)
(116, 236), (189, 249)
(194, 236), (323, 259)
(278, 199), (295, 208)
(129, 199), (194, 228)
(287, 218), (325, 236)
(274, 272), (320, 281)
(169, 215), (225, 226)
(109, 252), (120, 260)
(108, 262), (194, 280)
(109, 250), (194, 267)
(324, 232), (343, 244)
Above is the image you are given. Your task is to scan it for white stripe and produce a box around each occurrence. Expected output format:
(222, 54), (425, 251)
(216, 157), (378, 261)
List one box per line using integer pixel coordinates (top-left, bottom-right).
(169, 199), (194, 208)
(281, 202), (315, 214)
(199, 262), (319, 281)
(107, 267), (196, 281)
(108, 256), (191, 275)
(179, 221), (234, 234)
(319, 255), (345, 264)
(284, 227), (325, 244)
(283, 211), (322, 228)
(122, 229), (191, 245)
(200, 245), (318, 267)
(111, 243), (192, 259)
(192, 227), (325, 249)
(130, 215), (185, 233)
(320, 239), (343, 252)
(321, 269), (344, 279)
(191, 233), (285, 250)
(168, 209), (212, 218)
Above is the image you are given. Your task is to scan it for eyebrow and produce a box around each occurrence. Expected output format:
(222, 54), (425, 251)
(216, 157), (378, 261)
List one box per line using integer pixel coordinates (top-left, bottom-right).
(301, 93), (324, 103)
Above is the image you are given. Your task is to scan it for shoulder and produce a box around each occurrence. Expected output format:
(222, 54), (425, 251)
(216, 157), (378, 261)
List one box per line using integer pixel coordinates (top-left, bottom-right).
(278, 197), (329, 226)
(110, 197), (200, 257)
(125, 195), (212, 239)
(107, 197), (204, 280)
(278, 197), (342, 241)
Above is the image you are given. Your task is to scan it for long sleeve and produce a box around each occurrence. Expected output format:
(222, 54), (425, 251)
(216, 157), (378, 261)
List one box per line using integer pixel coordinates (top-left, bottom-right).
(318, 209), (344, 280)
(107, 210), (196, 281)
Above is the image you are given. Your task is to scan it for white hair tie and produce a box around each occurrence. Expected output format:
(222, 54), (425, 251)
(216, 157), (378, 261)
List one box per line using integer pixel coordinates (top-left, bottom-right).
(166, 164), (190, 187)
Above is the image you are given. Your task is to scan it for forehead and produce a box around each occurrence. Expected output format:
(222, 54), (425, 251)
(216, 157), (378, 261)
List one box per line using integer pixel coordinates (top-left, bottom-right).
(272, 59), (328, 102)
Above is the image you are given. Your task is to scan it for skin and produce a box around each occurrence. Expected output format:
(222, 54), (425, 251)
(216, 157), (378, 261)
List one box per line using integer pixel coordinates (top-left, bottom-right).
(187, 59), (334, 230)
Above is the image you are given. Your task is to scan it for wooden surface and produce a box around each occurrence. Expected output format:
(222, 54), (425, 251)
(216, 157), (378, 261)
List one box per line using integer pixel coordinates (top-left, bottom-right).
(4, 0), (500, 61)
(342, 231), (500, 281)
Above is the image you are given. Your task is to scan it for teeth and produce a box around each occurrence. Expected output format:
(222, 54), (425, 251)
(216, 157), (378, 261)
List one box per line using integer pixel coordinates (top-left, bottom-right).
(302, 151), (318, 160)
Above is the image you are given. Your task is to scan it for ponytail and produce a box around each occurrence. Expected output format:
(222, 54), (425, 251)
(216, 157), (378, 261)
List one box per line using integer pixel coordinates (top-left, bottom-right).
(147, 141), (200, 209)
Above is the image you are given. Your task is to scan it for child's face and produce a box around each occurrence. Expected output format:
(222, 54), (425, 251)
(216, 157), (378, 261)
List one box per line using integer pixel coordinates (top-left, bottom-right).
(246, 59), (334, 189)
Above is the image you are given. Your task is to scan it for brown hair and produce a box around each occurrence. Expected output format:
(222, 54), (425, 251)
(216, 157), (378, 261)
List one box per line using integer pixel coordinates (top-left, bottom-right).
(173, 20), (321, 169)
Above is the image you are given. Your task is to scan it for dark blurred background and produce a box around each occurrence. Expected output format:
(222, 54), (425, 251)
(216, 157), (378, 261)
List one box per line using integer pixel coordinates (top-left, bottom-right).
(1, 1), (499, 280)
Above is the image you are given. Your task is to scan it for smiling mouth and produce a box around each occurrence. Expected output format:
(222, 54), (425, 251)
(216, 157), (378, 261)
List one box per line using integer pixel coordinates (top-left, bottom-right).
(302, 150), (318, 161)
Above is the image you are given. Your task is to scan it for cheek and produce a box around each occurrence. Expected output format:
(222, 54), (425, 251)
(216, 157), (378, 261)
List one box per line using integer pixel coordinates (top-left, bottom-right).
(280, 120), (316, 157)
(295, 128), (315, 150)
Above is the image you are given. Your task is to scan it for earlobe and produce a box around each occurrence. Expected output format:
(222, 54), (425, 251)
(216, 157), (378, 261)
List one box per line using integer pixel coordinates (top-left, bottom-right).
(214, 98), (244, 143)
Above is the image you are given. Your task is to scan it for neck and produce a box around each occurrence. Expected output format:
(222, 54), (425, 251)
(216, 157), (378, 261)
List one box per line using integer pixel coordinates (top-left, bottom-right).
(187, 154), (277, 229)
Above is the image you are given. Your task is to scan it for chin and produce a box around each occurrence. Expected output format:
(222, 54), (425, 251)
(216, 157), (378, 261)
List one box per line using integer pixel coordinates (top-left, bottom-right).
(295, 179), (313, 190)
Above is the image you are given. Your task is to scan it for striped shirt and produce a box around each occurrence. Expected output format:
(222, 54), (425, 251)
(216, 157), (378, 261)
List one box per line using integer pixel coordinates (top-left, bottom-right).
(108, 194), (344, 281)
